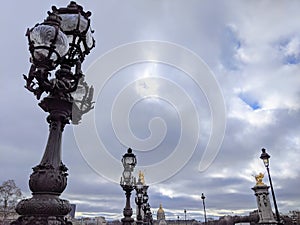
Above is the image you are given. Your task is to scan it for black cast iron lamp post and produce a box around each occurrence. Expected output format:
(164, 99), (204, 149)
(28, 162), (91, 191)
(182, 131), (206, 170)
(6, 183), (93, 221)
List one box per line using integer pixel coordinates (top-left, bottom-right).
(12, 2), (95, 225)
(142, 184), (149, 225)
(201, 193), (207, 224)
(135, 174), (144, 225)
(120, 148), (137, 225)
(260, 148), (281, 225)
(144, 202), (152, 225)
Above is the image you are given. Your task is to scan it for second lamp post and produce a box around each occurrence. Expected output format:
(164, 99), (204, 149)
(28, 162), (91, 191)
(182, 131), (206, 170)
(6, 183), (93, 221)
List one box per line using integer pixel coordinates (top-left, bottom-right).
(120, 148), (137, 225)
(135, 175), (144, 225)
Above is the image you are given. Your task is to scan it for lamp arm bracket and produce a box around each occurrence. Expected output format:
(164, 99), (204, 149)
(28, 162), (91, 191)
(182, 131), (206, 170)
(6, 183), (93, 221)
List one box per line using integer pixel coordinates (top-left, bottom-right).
(24, 64), (52, 99)
(75, 60), (84, 79)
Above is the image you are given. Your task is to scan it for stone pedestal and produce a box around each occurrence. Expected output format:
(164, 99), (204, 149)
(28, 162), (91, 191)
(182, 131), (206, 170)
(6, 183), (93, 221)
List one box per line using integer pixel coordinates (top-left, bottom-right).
(252, 184), (277, 225)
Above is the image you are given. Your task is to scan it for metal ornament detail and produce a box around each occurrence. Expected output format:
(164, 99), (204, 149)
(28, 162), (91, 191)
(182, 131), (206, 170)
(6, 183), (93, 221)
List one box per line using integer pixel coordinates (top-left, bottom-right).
(11, 215), (72, 225)
(29, 164), (68, 194)
(16, 196), (71, 216)
(24, 62), (82, 100)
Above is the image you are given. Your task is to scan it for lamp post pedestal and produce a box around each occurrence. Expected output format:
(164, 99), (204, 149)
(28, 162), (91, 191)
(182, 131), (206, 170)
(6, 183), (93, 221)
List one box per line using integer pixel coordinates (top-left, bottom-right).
(121, 185), (135, 225)
(12, 97), (73, 225)
(252, 184), (277, 225)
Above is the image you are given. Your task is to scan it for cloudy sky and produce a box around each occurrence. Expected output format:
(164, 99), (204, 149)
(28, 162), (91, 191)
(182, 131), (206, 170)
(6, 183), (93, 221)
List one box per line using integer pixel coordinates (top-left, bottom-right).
(1, 0), (300, 222)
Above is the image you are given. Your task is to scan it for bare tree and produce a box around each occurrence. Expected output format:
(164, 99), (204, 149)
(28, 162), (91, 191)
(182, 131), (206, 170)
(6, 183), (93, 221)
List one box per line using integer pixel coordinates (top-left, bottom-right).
(0, 180), (22, 225)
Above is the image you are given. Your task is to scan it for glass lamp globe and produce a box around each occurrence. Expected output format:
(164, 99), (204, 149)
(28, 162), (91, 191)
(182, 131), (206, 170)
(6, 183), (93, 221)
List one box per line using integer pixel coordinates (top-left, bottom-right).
(260, 148), (270, 167)
(71, 78), (94, 124)
(27, 12), (69, 70)
(122, 148), (137, 170)
(143, 194), (149, 203)
(122, 170), (132, 184)
(52, 1), (95, 66)
(125, 156), (134, 166)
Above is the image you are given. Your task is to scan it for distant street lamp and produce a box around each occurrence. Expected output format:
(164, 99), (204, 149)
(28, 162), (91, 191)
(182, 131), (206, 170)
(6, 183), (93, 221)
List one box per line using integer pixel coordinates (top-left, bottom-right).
(146, 203), (153, 225)
(260, 148), (281, 224)
(120, 148), (137, 225)
(184, 209), (187, 225)
(12, 2), (95, 225)
(142, 186), (150, 225)
(201, 193), (207, 224)
(135, 175), (144, 225)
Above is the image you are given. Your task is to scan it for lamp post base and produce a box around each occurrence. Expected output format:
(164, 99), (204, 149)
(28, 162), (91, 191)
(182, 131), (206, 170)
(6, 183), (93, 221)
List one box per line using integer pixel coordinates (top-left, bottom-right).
(11, 166), (72, 225)
(11, 215), (72, 225)
(121, 217), (134, 225)
(15, 194), (71, 215)
(121, 184), (134, 225)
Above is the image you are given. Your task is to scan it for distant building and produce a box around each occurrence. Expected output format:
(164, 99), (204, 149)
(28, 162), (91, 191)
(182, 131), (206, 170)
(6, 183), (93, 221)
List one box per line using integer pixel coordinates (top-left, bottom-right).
(0, 209), (19, 225)
(157, 204), (166, 221)
(153, 204), (198, 225)
(289, 210), (300, 225)
(106, 219), (121, 225)
(71, 216), (107, 225)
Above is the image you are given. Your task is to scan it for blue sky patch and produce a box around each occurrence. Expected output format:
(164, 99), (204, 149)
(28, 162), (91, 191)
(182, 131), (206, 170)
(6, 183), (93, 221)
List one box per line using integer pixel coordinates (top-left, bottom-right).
(283, 54), (300, 65)
(239, 92), (261, 110)
(278, 37), (300, 65)
(219, 25), (242, 70)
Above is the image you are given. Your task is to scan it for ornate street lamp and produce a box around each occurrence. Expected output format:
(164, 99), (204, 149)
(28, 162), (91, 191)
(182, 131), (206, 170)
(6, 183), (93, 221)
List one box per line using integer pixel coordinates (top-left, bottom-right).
(144, 203), (152, 225)
(260, 148), (281, 224)
(120, 148), (137, 225)
(142, 186), (150, 225)
(12, 2), (95, 225)
(201, 193), (207, 224)
(149, 208), (153, 225)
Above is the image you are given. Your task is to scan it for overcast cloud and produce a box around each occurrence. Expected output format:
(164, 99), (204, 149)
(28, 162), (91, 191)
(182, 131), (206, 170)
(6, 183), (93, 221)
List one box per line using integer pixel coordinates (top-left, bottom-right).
(1, 0), (300, 221)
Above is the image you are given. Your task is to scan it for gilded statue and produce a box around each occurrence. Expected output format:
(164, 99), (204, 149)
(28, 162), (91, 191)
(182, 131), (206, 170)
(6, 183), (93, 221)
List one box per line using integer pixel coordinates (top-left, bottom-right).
(139, 171), (145, 185)
(255, 172), (265, 186)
